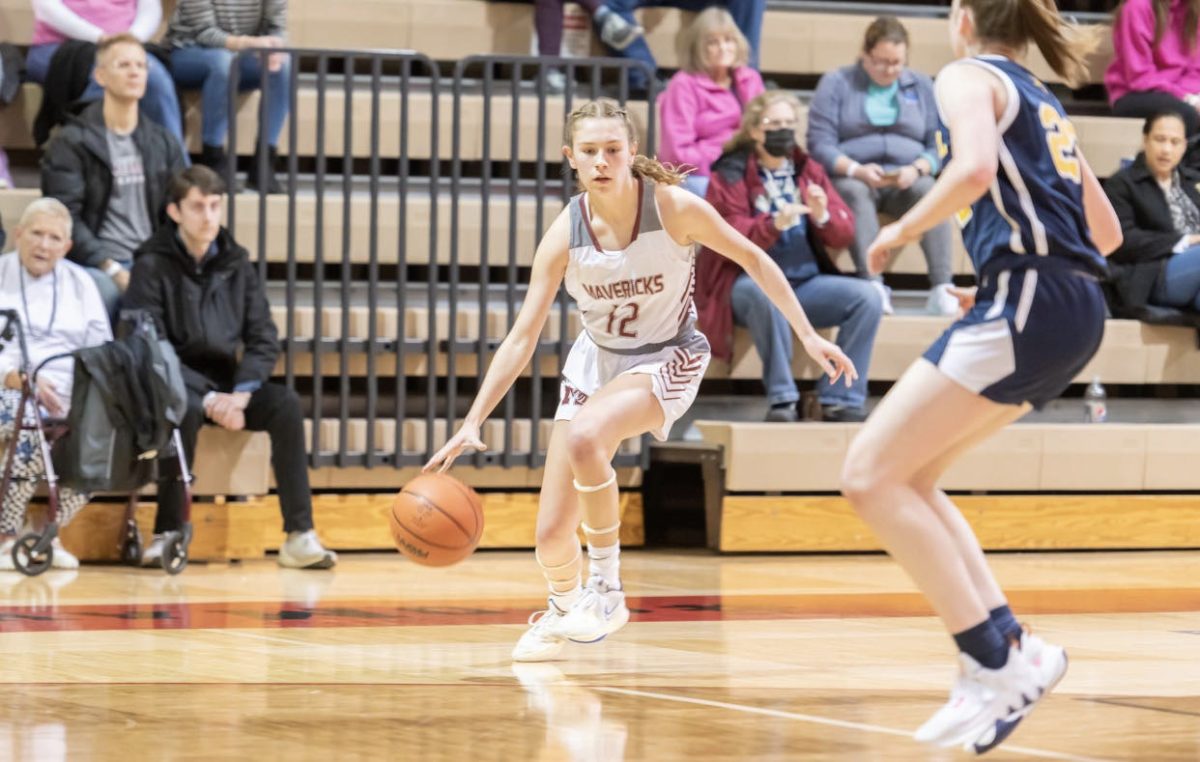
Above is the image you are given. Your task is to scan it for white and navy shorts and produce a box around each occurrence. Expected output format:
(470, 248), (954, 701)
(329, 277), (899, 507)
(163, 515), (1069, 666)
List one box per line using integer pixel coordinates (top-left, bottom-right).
(555, 330), (711, 441)
(923, 264), (1106, 409)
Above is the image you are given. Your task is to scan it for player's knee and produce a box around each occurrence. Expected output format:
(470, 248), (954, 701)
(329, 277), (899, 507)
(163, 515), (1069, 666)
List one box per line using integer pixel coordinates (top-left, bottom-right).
(563, 419), (607, 468)
(839, 452), (883, 506)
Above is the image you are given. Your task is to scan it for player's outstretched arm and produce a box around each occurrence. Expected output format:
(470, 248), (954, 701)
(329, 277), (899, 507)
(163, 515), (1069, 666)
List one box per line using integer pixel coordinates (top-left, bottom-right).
(1078, 150), (1122, 256)
(866, 64), (1000, 272)
(660, 185), (857, 387)
(423, 210), (570, 473)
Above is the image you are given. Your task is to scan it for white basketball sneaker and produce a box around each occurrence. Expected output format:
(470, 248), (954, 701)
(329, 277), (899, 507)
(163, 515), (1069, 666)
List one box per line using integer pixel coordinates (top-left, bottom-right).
(968, 632), (1068, 755)
(512, 601), (570, 662)
(915, 644), (1041, 750)
(50, 537), (79, 570)
(557, 576), (629, 644)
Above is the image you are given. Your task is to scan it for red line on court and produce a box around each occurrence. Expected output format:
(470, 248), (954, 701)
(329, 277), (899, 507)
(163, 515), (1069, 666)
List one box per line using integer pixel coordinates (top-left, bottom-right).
(0, 588), (1195, 634)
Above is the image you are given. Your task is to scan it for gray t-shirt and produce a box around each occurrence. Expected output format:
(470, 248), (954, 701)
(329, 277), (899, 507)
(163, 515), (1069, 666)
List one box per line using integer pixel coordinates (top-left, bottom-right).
(97, 130), (153, 263)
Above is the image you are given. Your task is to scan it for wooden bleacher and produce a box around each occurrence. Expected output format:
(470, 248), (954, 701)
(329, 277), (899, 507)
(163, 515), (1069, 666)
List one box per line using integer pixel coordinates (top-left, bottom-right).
(695, 420), (1200, 552)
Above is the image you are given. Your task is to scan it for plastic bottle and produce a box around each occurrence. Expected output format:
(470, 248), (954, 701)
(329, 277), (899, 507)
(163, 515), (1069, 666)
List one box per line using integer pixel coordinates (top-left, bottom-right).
(1083, 376), (1107, 423)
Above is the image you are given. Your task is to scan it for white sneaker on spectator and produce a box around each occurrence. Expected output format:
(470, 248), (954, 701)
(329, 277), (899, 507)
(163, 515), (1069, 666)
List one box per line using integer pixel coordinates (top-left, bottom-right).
(927, 283), (961, 316)
(596, 10), (643, 50)
(512, 601), (570, 662)
(0, 537), (14, 571)
(557, 576), (629, 643)
(141, 534), (165, 568)
(50, 537), (79, 570)
(870, 279), (895, 315)
(278, 530), (337, 569)
(544, 68), (567, 95)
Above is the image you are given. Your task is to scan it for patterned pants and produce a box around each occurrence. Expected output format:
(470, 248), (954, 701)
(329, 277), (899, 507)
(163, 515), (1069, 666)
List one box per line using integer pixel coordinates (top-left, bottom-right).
(0, 389), (89, 536)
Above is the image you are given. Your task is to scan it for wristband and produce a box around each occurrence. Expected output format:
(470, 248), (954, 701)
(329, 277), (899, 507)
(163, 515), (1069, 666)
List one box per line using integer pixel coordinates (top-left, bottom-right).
(845, 160), (861, 178)
(104, 260), (123, 277)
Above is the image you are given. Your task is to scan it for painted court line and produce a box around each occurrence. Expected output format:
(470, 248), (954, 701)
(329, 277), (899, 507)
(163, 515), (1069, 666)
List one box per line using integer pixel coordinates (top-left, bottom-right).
(595, 686), (1111, 762)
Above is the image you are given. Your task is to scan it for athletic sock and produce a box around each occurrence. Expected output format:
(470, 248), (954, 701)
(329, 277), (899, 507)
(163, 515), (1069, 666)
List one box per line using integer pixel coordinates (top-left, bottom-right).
(988, 604), (1023, 642)
(587, 541), (620, 588)
(953, 619), (1010, 670)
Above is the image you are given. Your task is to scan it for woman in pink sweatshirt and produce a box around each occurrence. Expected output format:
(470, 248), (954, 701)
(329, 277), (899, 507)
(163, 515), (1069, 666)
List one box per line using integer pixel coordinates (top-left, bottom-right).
(1107, 0), (1200, 135)
(657, 6), (764, 197)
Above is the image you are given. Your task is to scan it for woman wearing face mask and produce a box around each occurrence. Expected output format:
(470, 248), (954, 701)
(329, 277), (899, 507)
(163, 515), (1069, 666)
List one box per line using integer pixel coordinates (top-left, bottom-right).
(657, 7), (764, 198)
(1104, 111), (1200, 318)
(697, 90), (882, 423)
(807, 16), (955, 315)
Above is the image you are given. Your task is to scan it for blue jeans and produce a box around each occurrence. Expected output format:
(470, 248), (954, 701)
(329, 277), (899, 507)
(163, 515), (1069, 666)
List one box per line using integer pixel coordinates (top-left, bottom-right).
(85, 266), (124, 325)
(26, 43), (186, 149)
(681, 173), (709, 198)
(1152, 244), (1200, 311)
(603, 0), (765, 89)
(171, 46), (291, 148)
(730, 272), (881, 408)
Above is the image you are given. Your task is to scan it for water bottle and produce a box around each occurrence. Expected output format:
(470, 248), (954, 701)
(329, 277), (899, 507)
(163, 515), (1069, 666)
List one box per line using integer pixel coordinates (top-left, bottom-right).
(1083, 376), (1107, 423)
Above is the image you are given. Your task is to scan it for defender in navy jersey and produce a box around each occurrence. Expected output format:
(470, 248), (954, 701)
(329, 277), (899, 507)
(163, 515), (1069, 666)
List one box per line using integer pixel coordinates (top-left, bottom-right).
(839, 0), (1124, 755)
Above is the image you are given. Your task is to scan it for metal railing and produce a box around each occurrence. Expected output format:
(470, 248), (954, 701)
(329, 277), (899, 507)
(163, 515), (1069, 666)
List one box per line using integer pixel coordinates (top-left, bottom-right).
(227, 49), (656, 471)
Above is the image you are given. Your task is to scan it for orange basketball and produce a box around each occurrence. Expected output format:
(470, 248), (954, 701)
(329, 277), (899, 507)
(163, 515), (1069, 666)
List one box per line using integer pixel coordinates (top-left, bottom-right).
(389, 473), (484, 566)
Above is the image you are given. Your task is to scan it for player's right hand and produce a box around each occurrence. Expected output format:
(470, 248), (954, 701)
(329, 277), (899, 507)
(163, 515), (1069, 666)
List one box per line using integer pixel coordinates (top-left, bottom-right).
(423, 423), (487, 473)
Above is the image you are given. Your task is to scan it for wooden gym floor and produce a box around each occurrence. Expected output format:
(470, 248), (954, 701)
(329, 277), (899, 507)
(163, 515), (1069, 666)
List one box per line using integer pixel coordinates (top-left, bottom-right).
(0, 549), (1195, 761)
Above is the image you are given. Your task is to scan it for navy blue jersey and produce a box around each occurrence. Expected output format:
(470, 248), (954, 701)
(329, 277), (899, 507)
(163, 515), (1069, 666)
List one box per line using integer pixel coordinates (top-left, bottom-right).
(935, 55), (1105, 277)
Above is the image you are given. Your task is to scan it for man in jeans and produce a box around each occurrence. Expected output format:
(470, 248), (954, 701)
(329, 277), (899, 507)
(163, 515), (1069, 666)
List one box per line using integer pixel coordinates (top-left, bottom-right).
(40, 34), (188, 320)
(125, 166), (337, 569)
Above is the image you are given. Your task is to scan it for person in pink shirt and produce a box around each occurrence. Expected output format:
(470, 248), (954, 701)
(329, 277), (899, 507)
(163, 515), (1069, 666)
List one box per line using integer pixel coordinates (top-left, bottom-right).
(25, 0), (183, 146)
(657, 6), (764, 197)
(1107, 0), (1200, 135)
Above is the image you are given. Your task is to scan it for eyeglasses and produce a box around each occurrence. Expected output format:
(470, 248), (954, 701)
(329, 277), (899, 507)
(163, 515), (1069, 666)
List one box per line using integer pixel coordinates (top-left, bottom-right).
(761, 118), (798, 130)
(865, 53), (905, 71)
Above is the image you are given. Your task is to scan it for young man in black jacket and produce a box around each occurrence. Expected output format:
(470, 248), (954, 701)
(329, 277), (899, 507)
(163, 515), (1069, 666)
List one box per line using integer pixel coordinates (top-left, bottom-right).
(125, 165), (337, 569)
(40, 34), (188, 320)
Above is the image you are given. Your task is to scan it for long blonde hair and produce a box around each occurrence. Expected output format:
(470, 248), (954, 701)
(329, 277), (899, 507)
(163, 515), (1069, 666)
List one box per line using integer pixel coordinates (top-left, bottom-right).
(722, 90), (803, 155)
(563, 99), (688, 186)
(680, 7), (750, 74)
(961, 0), (1100, 88)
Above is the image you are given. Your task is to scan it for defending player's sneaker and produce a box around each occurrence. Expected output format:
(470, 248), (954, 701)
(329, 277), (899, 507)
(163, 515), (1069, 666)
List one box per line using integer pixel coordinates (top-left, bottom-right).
(557, 576), (629, 643)
(512, 600), (570, 662)
(914, 643), (1042, 749)
(968, 632), (1069, 755)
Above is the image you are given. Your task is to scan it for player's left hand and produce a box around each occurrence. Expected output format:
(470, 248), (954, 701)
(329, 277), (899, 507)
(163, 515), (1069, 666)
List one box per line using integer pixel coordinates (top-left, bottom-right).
(946, 285), (977, 314)
(800, 334), (858, 388)
(866, 221), (914, 275)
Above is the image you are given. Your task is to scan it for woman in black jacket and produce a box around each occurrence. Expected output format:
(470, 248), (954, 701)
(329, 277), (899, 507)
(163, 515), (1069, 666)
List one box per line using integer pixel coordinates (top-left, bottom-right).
(1104, 112), (1200, 317)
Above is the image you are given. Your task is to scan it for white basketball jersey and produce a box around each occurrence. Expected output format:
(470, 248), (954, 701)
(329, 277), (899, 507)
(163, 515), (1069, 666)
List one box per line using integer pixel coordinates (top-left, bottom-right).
(564, 178), (698, 352)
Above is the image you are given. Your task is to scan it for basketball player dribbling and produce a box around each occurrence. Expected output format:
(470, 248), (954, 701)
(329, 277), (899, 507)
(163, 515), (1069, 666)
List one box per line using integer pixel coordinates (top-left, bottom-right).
(424, 98), (857, 662)
(840, 0), (1123, 753)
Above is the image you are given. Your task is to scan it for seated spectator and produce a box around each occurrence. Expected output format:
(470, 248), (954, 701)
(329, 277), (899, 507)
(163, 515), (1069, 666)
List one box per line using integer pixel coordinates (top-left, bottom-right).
(125, 166), (337, 569)
(536, 0), (643, 92)
(600, 0), (765, 95)
(658, 6), (764, 198)
(1107, 0), (1200, 136)
(697, 91), (881, 423)
(0, 198), (113, 570)
(40, 34), (188, 321)
(1104, 112), (1200, 319)
(807, 16), (954, 316)
(167, 0), (292, 192)
(25, 0), (185, 148)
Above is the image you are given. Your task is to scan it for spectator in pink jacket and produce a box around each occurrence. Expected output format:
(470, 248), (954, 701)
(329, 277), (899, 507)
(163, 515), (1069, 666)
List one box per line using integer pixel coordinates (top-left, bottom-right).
(657, 6), (764, 198)
(1106, 0), (1200, 135)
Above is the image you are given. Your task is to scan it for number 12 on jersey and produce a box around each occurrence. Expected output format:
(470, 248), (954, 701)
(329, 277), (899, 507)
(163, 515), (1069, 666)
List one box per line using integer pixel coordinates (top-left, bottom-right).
(1039, 103), (1081, 184)
(606, 303), (639, 338)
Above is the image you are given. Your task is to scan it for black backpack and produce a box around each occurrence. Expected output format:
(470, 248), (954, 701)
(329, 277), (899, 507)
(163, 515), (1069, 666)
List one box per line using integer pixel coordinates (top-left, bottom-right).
(53, 311), (187, 492)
